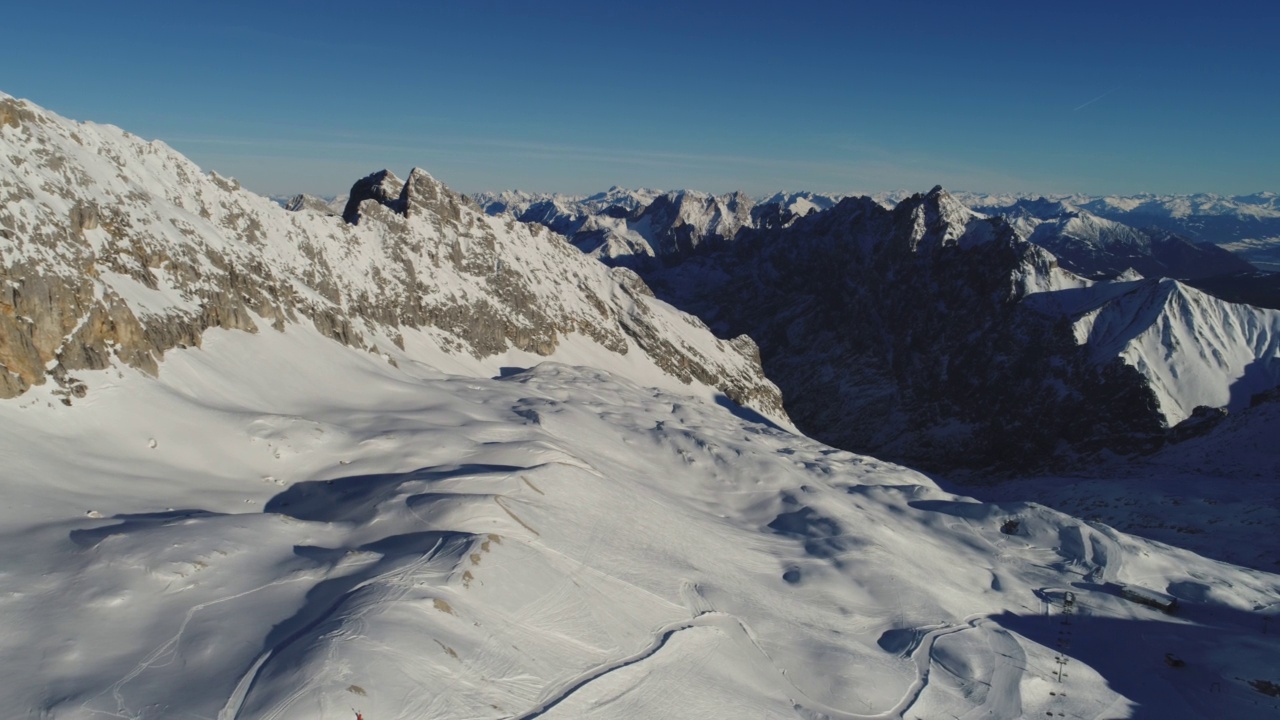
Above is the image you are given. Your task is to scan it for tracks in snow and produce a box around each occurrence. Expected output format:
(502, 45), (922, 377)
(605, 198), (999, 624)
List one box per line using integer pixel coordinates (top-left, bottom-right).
(508, 612), (739, 719)
(219, 538), (449, 720)
(508, 600), (1023, 720)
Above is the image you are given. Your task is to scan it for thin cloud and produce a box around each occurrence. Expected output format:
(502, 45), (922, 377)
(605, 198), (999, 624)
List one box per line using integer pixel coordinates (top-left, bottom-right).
(1073, 85), (1123, 112)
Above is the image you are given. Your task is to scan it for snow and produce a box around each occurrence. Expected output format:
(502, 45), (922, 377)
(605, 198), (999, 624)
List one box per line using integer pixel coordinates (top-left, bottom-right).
(1069, 279), (1280, 423)
(958, 191), (1280, 222)
(1015, 266), (1280, 427)
(2, 322), (1278, 719)
(1220, 236), (1280, 272)
(981, 390), (1280, 571)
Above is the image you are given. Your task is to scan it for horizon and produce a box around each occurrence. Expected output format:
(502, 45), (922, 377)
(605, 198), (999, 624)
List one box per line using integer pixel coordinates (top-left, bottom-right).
(3, 0), (1277, 198)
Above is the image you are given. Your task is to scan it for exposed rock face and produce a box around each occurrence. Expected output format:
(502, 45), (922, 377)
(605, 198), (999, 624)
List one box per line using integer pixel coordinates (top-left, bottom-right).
(342, 170), (406, 223)
(633, 190), (755, 257)
(0, 93), (785, 422)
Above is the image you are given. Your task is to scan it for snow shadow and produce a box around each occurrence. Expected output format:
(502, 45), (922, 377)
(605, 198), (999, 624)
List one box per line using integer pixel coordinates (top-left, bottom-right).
(1021, 279), (1146, 317)
(995, 606), (1280, 718)
(69, 509), (227, 548)
(713, 393), (784, 431)
(1228, 358), (1280, 412)
(264, 463), (524, 523)
(907, 499), (1000, 520)
(767, 503), (868, 560)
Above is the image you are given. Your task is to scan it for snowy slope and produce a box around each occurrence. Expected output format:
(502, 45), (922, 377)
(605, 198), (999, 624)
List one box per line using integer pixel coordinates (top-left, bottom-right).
(1063, 278), (1280, 423)
(2, 323), (1278, 719)
(3, 92), (1280, 719)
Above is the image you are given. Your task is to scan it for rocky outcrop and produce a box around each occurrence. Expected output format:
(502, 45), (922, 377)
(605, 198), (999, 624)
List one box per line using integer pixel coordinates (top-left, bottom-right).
(342, 170), (406, 224)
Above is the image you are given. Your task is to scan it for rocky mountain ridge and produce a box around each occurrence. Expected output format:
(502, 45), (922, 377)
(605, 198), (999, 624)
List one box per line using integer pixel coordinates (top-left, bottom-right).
(475, 187), (846, 265)
(479, 184), (1269, 282)
(0, 93), (785, 421)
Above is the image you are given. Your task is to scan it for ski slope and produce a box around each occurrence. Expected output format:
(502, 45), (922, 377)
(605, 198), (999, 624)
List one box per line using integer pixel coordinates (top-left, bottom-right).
(2, 323), (1277, 719)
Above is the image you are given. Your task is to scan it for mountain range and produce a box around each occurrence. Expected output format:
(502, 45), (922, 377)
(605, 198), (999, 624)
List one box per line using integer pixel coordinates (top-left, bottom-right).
(474, 184), (1280, 472)
(3, 92), (1279, 719)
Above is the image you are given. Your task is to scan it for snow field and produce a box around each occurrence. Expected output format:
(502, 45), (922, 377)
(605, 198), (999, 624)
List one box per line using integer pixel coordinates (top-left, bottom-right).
(1, 323), (1277, 719)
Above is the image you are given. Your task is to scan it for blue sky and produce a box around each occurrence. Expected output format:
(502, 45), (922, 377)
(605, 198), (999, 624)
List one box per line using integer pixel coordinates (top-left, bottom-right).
(4, 1), (1276, 197)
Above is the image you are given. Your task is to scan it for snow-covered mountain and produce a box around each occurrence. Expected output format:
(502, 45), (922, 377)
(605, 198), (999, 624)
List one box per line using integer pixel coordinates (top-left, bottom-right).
(4, 92), (1280, 720)
(483, 182), (1280, 470)
(1077, 192), (1280, 221)
(477, 188), (854, 265)
(962, 191), (1280, 273)
(1054, 277), (1280, 423)
(281, 193), (347, 216)
(487, 184), (1265, 284)
(958, 190), (1280, 223)
(0, 93), (784, 421)
(998, 198), (1253, 280)
(757, 190), (848, 216)
(479, 189), (758, 263)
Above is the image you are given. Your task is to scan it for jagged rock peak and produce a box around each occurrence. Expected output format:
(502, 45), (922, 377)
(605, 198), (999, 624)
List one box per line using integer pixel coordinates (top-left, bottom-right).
(342, 169), (405, 224)
(340, 168), (476, 226)
(400, 166), (471, 221)
(890, 185), (995, 253)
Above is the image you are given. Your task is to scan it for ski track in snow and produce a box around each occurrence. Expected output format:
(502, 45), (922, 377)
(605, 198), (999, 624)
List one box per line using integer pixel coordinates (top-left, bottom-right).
(509, 603), (1021, 720)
